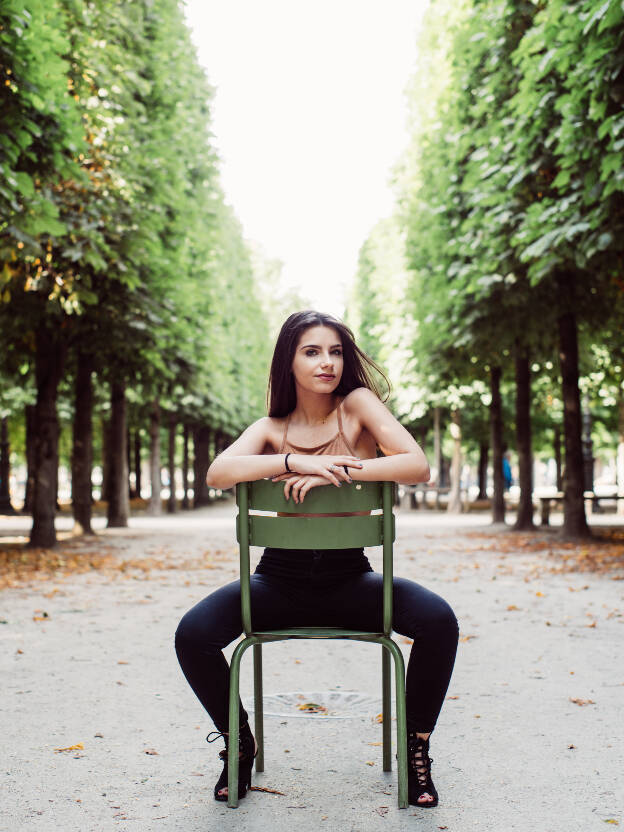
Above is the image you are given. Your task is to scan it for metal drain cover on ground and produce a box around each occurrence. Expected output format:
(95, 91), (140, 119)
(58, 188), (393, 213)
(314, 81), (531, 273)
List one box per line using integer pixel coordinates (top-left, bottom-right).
(247, 690), (382, 719)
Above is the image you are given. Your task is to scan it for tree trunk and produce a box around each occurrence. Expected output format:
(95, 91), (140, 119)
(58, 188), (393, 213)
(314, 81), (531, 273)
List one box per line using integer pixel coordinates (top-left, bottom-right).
(215, 429), (227, 457)
(71, 351), (94, 535)
(557, 291), (590, 538)
(134, 431), (142, 500)
(513, 352), (535, 530)
(182, 423), (190, 509)
(0, 416), (16, 514)
(193, 426), (211, 507)
(554, 425), (563, 492)
(55, 455), (59, 511)
(167, 415), (176, 513)
(101, 418), (111, 504)
(107, 380), (129, 528)
(490, 365), (506, 524)
(617, 395), (624, 515)
(419, 424), (427, 454)
(30, 328), (67, 547)
(24, 404), (36, 513)
(127, 427), (134, 499)
(148, 400), (162, 515)
(433, 407), (444, 487)
(477, 443), (488, 500)
(447, 409), (463, 513)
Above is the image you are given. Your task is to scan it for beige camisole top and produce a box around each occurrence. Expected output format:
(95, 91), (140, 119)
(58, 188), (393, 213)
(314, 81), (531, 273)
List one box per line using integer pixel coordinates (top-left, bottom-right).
(278, 402), (356, 456)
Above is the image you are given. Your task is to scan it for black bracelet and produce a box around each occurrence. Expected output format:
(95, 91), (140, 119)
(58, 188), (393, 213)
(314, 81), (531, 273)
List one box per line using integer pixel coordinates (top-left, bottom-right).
(285, 453), (292, 473)
(343, 466), (349, 477)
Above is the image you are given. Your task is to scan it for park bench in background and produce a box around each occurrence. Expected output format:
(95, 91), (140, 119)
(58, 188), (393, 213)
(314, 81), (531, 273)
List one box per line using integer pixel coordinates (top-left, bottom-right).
(538, 492), (624, 525)
(226, 480), (409, 809)
(398, 484), (470, 511)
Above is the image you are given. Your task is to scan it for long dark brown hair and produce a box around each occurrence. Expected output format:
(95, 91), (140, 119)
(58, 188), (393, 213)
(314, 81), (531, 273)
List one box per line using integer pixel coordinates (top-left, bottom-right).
(267, 310), (390, 417)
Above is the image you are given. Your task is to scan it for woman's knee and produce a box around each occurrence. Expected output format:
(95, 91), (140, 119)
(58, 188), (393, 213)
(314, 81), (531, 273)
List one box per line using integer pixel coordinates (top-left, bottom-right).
(174, 583), (244, 654)
(174, 608), (200, 654)
(432, 598), (459, 643)
(396, 583), (459, 641)
(174, 604), (227, 655)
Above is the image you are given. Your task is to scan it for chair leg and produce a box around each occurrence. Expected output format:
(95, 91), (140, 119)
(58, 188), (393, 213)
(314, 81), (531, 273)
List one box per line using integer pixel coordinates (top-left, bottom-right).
(253, 643), (264, 772)
(380, 637), (408, 809)
(227, 637), (254, 808)
(382, 645), (392, 771)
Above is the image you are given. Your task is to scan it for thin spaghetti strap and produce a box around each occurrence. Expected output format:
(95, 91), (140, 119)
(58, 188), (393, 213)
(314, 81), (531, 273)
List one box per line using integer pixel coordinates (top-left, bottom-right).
(337, 402), (357, 456)
(279, 413), (291, 453)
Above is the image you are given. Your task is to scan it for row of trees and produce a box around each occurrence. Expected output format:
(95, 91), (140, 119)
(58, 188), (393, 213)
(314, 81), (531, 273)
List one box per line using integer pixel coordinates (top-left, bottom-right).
(348, 0), (624, 538)
(0, 0), (276, 546)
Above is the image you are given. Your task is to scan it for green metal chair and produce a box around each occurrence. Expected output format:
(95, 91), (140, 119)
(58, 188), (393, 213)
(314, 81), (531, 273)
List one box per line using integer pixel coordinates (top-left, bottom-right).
(226, 479), (408, 808)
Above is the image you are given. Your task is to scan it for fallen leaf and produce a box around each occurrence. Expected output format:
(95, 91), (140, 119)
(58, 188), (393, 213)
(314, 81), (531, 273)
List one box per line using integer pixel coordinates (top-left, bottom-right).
(507, 604), (521, 611)
(250, 786), (285, 795)
(33, 610), (49, 621)
(569, 698), (595, 706)
(603, 821), (619, 826)
(535, 591), (545, 597)
(568, 744), (576, 749)
(587, 621), (597, 628)
(144, 748), (159, 755)
(16, 648), (23, 654)
(373, 713), (383, 723)
(55, 742), (84, 753)
(367, 741), (383, 746)
(117, 660), (129, 665)
(365, 761), (375, 766)
(374, 807), (389, 816)
(447, 695), (459, 700)
(296, 702), (327, 714)
(459, 634), (477, 642)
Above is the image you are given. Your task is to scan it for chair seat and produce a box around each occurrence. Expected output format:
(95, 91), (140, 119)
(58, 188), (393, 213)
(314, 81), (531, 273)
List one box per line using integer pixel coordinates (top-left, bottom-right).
(250, 627), (389, 640)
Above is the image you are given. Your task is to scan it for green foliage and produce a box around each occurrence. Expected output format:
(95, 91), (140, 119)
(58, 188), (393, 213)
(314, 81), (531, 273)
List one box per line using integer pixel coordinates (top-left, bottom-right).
(0, 0), (272, 441)
(352, 0), (624, 465)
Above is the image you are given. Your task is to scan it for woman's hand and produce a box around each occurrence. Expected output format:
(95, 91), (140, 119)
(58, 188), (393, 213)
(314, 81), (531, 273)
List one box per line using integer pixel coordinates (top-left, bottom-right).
(275, 453), (363, 487)
(270, 473), (337, 504)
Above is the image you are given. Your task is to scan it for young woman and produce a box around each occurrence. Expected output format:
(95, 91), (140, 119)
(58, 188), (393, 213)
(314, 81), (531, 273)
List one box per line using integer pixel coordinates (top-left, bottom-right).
(175, 310), (459, 807)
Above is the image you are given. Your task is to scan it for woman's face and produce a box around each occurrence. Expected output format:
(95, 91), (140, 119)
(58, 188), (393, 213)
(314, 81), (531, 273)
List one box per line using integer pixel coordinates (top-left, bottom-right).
(291, 325), (344, 395)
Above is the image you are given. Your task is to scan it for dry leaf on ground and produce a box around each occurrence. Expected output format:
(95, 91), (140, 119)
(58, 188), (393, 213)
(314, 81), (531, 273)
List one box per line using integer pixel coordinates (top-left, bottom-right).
(296, 702), (327, 714)
(250, 786), (285, 795)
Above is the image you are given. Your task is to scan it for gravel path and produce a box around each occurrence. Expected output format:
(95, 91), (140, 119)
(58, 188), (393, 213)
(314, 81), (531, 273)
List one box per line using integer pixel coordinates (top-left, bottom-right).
(1, 503), (623, 832)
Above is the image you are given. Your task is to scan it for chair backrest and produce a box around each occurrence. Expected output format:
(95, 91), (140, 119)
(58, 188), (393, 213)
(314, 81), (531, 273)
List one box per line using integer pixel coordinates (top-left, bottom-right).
(236, 480), (396, 635)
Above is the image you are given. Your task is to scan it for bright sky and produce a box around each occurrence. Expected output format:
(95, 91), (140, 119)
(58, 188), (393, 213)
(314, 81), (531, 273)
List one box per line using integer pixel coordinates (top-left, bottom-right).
(183, 0), (426, 317)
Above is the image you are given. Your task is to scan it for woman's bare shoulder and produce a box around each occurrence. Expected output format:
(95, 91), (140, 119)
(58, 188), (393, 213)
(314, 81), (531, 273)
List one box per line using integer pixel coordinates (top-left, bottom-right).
(342, 387), (383, 413)
(258, 414), (287, 452)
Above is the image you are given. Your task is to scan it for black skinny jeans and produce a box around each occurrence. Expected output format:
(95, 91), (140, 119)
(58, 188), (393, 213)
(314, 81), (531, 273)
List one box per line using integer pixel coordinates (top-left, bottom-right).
(175, 551), (459, 734)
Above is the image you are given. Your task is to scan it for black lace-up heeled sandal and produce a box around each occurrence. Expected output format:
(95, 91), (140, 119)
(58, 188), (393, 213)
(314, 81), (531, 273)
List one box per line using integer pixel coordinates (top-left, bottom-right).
(207, 722), (257, 802)
(407, 731), (439, 808)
